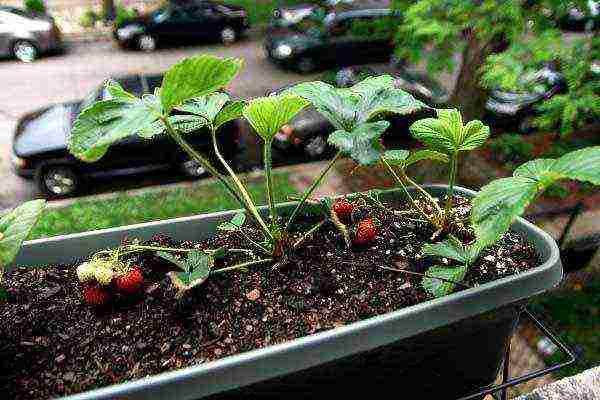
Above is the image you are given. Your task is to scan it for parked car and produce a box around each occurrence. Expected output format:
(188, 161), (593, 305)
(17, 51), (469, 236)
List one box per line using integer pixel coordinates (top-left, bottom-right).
(11, 74), (240, 197)
(558, 0), (599, 31)
(114, 0), (249, 51)
(265, 7), (400, 73)
(0, 6), (63, 62)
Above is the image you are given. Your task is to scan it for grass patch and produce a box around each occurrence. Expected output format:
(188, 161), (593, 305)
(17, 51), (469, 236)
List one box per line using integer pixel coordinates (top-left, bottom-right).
(30, 172), (296, 240)
(529, 280), (600, 378)
(224, 0), (308, 25)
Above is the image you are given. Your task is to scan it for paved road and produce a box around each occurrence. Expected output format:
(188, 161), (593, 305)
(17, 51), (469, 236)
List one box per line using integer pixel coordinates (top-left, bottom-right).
(0, 38), (316, 209)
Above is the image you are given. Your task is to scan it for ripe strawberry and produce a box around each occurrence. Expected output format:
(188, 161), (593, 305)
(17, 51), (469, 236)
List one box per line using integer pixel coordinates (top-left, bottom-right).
(332, 198), (354, 222)
(83, 285), (111, 306)
(115, 268), (144, 294)
(353, 218), (379, 246)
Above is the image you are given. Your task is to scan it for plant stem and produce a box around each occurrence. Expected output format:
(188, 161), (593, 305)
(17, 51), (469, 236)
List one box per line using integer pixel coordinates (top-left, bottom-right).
(162, 116), (243, 206)
(293, 219), (326, 248)
(263, 140), (277, 225)
(400, 170), (444, 217)
(210, 128), (273, 242)
(445, 153), (458, 220)
(285, 151), (342, 232)
(211, 258), (273, 275)
(238, 229), (270, 255)
(380, 156), (433, 224)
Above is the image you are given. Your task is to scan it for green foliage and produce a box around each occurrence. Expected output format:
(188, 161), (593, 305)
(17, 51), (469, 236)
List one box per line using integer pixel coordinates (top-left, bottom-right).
(79, 8), (98, 28)
(409, 108), (490, 156)
(242, 95), (309, 142)
(488, 133), (534, 165)
(328, 121), (389, 166)
(113, 3), (138, 27)
(218, 212), (246, 231)
(383, 149), (449, 169)
(287, 75), (424, 131)
(161, 56), (243, 113)
(472, 146), (600, 248)
(24, 0), (46, 14)
(422, 265), (467, 298)
(157, 250), (214, 298)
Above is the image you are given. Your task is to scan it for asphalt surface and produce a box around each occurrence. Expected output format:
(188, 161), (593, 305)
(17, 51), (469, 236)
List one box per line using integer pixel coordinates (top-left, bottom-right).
(0, 37), (317, 209)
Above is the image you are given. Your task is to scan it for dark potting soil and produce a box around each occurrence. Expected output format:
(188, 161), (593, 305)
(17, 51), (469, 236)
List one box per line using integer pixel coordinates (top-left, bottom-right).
(0, 196), (540, 399)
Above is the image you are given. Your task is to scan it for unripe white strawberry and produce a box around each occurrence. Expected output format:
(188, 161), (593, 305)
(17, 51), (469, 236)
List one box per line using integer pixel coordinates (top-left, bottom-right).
(94, 263), (114, 286)
(76, 262), (96, 283)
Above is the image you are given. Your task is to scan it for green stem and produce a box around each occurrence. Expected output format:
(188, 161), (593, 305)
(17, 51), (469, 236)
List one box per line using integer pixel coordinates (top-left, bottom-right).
(445, 154), (458, 221)
(211, 258), (273, 275)
(401, 170), (444, 217)
(263, 140), (276, 225)
(210, 127), (273, 242)
(285, 151), (342, 232)
(162, 116), (244, 207)
(293, 219), (326, 248)
(380, 156), (433, 224)
(238, 229), (270, 255)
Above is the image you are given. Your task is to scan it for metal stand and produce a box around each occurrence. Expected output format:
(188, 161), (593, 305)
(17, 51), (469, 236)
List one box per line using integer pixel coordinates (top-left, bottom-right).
(458, 306), (578, 400)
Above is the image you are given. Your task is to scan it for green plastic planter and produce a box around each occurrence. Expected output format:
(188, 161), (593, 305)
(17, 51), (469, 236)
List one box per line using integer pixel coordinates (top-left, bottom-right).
(12, 186), (562, 399)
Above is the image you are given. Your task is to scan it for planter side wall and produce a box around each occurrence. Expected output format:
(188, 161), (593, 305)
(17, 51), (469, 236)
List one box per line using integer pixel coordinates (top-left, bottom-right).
(11, 186), (561, 400)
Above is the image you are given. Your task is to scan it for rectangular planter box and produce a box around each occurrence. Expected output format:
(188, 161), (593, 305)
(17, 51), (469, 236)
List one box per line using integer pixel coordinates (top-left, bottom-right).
(12, 186), (562, 400)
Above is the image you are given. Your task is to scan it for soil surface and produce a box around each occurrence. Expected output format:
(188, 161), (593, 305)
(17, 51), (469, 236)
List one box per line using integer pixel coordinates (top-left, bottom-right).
(0, 196), (540, 399)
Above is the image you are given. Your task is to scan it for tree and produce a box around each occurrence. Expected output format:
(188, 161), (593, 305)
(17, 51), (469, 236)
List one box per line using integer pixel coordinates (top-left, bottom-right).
(393, 0), (599, 135)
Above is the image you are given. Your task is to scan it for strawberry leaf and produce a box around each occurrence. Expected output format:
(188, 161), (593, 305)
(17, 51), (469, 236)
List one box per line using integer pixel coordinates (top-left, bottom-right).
(160, 55), (243, 113)
(0, 199), (46, 268)
(214, 100), (246, 131)
(243, 94), (309, 142)
(422, 265), (468, 298)
(177, 93), (230, 124)
(329, 121), (389, 166)
(217, 212), (246, 231)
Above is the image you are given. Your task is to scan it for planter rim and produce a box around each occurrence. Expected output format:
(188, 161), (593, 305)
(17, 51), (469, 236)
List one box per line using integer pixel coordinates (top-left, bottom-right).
(13, 185), (562, 400)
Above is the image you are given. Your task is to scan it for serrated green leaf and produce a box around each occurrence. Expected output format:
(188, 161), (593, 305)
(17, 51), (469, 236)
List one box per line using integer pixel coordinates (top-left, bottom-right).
(217, 212), (246, 231)
(410, 110), (489, 155)
(155, 251), (187, 271)
(137, 115), (208, 139)
(422, 265), (468, 298)
(551, 146), (600, 185)
(243, 94), (309, 142)
(177, 93), (230, 124)
(405, 149), (449, 166)
(514, 159), (557, 179)
(383, 149), (410, 166)
(0, 200), (45, 268)
(69, 99), (160, 162)
(214, 100), (245, 131)
(161, 55), (243, 113)
(409, 117), (456, 154)
(471, 177), (539, 249)
(460, 120), (490, 151)
(328, 121), (389, 166)
(422, 241), (467, 263)
(285, 81), (360, 131)
(187, 251), (213, 283)
(104, 80), (138, 103)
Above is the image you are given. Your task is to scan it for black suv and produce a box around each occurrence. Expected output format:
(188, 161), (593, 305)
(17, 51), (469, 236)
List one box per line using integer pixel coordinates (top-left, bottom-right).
(265, 7), (400, 73)
(114, 0), (249, 51)
(11, 74), (240, 197)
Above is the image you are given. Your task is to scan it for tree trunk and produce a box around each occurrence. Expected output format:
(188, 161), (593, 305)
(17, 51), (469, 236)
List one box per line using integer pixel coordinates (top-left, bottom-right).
(102, 0), (115, 21)
(449, 34), (492, 121)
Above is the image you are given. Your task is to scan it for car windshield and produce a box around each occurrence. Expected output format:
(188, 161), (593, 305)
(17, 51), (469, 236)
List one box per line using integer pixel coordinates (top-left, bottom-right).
(151, 7), (169, 23)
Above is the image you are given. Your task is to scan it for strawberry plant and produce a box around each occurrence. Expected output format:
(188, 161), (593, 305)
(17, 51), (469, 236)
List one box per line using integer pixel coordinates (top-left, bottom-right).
(0, 200), (45, 301)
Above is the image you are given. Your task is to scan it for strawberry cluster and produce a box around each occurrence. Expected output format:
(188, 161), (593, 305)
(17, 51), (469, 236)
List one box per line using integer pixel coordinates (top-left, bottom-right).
(77, 259), (144, 306)
(331, 198), (379, 246)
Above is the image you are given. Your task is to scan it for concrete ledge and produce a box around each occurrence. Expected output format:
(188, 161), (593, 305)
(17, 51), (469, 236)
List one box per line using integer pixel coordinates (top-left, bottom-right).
(515, 367), (600, 400)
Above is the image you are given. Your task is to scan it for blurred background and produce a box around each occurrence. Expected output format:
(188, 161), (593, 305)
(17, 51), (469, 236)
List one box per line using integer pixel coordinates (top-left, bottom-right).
(0, 0), (598, 396)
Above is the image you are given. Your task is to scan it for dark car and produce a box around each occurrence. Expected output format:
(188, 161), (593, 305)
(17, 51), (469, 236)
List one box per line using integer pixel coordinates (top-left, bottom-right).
(11, 74), (240, 197)
(263, 66), (434, 163)
(265, 7), (400, 73)
(484, 67), (568, 132)
(114, 0), (249, 51)
(0, 6), (63, 62)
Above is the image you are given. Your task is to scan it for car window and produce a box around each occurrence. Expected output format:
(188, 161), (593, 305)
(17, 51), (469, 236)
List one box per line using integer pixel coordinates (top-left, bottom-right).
(145, 75), (164, 92)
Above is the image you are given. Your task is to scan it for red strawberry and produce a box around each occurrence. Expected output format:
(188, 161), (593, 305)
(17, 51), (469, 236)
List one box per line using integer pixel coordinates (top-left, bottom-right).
(115, 268), (144, 294)
(353, 218), (379, 245)
(83, 285), (111, 305)
(332, 198), (354, 222)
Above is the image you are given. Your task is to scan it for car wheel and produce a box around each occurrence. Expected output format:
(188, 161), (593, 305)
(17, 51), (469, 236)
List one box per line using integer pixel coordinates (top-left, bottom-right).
(37, 166), (79, 197)
(12, 40), (38, 63)
(180, 159), (208, 178)
(297, 57), (316, 74)
(137, 34), (157, 52)
(304, 135), (328, 159)
(220, 26), (237, 45)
